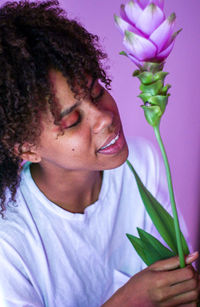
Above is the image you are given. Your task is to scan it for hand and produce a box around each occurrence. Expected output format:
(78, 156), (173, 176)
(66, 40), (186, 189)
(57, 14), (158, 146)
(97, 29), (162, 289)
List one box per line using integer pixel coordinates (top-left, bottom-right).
(102, 252), (199, 307)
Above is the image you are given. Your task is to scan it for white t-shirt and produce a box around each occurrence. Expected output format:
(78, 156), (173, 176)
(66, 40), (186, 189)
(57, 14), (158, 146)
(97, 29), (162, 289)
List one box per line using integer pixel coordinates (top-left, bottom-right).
(0, 139), (189, 307)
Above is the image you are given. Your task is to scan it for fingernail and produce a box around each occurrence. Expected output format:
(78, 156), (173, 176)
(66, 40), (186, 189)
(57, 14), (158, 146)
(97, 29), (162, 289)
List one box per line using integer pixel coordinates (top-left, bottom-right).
(186, 251), (199, 260)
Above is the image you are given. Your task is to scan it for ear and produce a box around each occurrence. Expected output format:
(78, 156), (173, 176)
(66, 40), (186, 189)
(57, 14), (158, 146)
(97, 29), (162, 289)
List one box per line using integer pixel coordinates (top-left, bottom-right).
(14, 143), (41, 163)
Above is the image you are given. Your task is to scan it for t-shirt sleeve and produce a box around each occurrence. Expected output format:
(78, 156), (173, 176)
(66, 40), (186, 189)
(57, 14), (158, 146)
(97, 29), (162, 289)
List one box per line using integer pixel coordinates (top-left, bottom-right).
(0, 238), (44, 307)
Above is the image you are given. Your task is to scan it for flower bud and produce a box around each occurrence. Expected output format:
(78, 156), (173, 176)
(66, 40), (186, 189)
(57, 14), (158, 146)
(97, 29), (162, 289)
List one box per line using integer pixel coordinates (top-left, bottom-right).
(114, 0), (181, 68)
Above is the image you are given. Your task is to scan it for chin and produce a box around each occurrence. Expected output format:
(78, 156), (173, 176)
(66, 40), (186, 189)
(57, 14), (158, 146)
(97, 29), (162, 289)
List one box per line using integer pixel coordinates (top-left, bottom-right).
(102, 143), (129, 170)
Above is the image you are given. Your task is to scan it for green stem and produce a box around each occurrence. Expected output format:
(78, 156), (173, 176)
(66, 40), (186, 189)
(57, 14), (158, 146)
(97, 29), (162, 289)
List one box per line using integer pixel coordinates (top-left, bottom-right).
(154, 124), (185, 268)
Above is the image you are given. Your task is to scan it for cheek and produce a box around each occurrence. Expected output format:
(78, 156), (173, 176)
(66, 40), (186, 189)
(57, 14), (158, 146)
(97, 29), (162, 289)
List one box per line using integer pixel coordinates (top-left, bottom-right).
(65, 131), (91, 155)
(104, 94), (119, 114)
(106, 101), (120, 121)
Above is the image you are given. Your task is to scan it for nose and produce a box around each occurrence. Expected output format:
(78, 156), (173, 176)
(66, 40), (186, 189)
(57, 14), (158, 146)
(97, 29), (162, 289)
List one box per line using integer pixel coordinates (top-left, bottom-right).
(90, 105), (114, 134)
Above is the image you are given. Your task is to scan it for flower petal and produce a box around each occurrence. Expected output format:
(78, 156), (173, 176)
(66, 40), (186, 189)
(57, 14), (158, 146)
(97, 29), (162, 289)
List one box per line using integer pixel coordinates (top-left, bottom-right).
(163, 28), (182, 49)
(123, 1), (143, 26)
(127, 53), (144, 68)
(136, 3), (165, 36)
(123, 30), (157, 61)
(156, 28), (181, 61)
(114, 15), (142, 35)
(149, 0), (164, 10)
(136, 0), (149, 9)
(120, 4), (129, 23)
(136, 0), (164, 10)
(150, 13), (176, 52)
(156, 40), (175, 60)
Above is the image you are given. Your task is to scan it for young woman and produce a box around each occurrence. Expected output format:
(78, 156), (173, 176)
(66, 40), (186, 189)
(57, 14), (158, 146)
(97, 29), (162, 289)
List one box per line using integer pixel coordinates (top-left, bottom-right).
(0, 1), (199, 306)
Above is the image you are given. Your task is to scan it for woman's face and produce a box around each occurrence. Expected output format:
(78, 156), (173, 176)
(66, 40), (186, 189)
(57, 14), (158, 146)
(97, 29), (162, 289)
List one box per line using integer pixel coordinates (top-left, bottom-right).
(34, 70), (128, 173)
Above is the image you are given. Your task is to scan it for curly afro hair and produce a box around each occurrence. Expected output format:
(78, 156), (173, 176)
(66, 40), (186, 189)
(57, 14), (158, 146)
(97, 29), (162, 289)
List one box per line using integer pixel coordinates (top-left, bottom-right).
(0, 0), (111, 215)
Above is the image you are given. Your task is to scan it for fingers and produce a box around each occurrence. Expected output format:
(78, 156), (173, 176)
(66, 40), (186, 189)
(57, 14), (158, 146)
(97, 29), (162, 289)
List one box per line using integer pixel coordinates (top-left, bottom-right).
(165, 274), (198, 299)
(151, 270), (199, 306)
(150, 264), (199, 306)
(179, 303), (197, 307)
(150, 256), (180, 271)
(180, 304), (197, 307)
(148, 265), (197, 291)
(160, 289), (199, 306)
(166, 265), (197, 285)
(150, 252), (199, 272)
(186, 251), (199, 264)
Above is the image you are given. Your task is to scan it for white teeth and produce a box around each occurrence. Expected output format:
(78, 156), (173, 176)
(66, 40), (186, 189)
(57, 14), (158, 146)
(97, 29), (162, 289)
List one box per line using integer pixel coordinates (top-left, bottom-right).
(101, 133), (119, 150)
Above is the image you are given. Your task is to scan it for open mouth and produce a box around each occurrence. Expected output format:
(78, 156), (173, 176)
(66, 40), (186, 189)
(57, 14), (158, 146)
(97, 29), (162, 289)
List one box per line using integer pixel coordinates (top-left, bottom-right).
(97, 130), (121, 153)
(99, 132), (120, 150)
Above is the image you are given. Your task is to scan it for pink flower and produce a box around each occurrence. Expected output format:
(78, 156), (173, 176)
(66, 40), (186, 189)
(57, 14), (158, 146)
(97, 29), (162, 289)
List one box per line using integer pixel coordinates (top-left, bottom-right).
(114, 0), (181, 68)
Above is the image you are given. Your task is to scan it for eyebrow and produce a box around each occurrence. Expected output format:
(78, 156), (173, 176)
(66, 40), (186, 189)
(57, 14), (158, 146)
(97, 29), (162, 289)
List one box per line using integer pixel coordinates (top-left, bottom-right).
(59, 78), (97, 119)
(59, 100), (81, 119)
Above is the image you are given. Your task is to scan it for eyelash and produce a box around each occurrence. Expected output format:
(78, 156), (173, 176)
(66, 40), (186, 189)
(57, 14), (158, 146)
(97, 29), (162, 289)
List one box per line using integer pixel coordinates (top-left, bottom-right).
(66, 114), (82, 129)
(65, 88), (105, 129)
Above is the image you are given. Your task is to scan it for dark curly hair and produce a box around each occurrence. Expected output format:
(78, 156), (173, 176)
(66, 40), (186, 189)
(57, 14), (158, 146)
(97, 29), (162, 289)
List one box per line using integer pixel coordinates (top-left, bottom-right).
(0, 0), (111, 215)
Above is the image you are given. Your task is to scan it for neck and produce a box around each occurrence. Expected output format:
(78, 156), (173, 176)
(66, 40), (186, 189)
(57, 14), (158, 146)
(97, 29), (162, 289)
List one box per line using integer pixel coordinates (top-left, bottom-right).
(30, 163), (103, 213)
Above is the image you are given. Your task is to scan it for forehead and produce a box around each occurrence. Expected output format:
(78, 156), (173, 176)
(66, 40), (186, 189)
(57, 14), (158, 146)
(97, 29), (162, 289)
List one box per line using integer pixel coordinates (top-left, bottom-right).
(49, 70), (76, 108)
(48, 69), (94, 113)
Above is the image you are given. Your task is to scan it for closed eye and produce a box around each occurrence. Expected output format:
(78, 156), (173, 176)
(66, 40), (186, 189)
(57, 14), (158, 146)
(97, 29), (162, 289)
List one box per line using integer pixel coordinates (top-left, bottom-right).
(61, 111), (81, 129)
(67, 114), (81, 128)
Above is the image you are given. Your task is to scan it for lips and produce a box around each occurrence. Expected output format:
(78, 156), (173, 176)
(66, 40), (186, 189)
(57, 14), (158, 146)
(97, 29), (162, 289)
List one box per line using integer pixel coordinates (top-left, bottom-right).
(100, 132), (119, 150)
(97, 129), (121, 152)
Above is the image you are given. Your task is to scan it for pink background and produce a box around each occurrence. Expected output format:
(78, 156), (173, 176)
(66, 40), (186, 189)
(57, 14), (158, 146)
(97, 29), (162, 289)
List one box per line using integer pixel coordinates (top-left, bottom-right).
(58, 0), (200, 251)
(2, 0), (199, 250)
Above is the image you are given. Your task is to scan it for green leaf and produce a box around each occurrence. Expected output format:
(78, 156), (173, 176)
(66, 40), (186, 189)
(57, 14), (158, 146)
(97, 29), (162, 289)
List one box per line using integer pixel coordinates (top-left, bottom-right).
(141, 105), (162, 127)
(126, 234), (153, 266)
(126, 160), (190, 255)
(138, 92), (152, 103)
(161, 84), (171, 95)
(137, 228), (175, 259)
(135, 71), (154, 85)
(133, 70), (141, 77)
(143, 62), (164, 73)
(140, 80), (163, 96)
(127, 230), (175, 266)
(154, 71), (169, 82)
(148, 95), (169, 113)
(119, 51), (128, 57)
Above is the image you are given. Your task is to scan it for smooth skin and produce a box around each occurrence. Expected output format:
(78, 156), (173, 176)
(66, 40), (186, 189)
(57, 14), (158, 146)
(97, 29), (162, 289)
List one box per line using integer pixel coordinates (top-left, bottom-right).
(19, 70), (199, 306)
(22, 69), (128, 213)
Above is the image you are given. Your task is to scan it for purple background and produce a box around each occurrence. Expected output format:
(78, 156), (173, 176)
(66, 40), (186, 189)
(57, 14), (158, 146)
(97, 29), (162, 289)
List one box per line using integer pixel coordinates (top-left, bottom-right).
(59, 0), (200, 251)
(2, 0), (200, 250)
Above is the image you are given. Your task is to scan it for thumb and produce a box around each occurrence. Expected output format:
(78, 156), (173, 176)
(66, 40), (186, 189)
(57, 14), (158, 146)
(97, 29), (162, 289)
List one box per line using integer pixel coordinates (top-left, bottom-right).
(150, 251), (199, 271)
